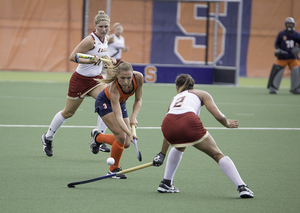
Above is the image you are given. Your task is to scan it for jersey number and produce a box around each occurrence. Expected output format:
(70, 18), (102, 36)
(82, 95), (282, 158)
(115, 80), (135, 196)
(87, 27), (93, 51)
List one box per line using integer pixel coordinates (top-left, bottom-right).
(286, 40), (294, 48)
(173, 96), (186, 107)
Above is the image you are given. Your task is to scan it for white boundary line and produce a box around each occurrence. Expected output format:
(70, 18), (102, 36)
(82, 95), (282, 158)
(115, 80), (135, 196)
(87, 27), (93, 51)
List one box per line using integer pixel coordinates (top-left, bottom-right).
(0, 125), (299, 131)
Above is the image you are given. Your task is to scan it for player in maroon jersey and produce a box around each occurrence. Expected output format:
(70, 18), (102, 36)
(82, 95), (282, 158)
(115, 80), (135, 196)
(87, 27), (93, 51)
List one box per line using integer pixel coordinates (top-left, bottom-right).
(153, 74), (253, 198)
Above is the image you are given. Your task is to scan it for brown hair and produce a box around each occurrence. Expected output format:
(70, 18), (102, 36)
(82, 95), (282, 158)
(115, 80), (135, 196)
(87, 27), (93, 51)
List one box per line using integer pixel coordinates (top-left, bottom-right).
(175, 74), (195, 93)
(96, 61), (133, 84)
(94, 11), (110, 25)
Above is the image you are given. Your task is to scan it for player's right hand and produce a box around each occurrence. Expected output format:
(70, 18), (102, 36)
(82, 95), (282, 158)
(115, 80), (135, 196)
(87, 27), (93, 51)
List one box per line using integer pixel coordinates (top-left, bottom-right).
(153, 152), (165, 167)
(92, 54), (100, 63)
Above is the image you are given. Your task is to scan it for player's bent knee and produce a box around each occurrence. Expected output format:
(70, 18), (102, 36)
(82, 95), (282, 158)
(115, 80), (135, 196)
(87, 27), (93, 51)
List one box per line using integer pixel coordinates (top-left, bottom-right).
(124, 137), (132, 148)
(114, 133), (126, 145)
(124, 143), (130, 149)
(61, 111), (75, 119)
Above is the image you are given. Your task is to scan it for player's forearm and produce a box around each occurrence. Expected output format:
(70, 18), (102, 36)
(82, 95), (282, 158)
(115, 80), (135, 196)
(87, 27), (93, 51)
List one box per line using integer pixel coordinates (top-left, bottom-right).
(216, 114), (229, 128)
(113, 107), (132, 136)
(116, 117), (132, 136)
(70, 54), (98, 64)
(131, 99), (142, 120)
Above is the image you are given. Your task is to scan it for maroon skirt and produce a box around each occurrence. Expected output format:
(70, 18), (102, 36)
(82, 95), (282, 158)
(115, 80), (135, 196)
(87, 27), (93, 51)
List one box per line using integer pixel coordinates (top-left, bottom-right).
(161, 112), (207, 146)
(67, 72), (103, 99)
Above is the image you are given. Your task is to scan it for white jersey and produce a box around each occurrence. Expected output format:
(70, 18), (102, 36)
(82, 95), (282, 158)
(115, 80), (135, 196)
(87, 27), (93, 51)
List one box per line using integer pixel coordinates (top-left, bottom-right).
(167, 90), (202, 116)
(76, 32), (109, 77)
(108, 34), (125, 60)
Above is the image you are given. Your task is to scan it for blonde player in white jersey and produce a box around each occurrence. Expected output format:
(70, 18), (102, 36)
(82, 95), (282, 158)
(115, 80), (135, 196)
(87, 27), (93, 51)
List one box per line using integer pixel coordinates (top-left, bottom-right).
(42, 11), (116, 157)
(108, 23), (129, 64)
(153, 74), (254, 198)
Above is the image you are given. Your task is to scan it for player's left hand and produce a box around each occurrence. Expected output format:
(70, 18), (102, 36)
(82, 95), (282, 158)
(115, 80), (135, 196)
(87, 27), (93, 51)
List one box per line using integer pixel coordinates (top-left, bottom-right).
(123, 46), (129, 52)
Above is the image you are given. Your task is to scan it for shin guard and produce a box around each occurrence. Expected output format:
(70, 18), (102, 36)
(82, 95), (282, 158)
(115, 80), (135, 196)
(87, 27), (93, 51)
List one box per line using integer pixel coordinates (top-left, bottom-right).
(290, 66), (300, 91)
(267, 64), (285, 90)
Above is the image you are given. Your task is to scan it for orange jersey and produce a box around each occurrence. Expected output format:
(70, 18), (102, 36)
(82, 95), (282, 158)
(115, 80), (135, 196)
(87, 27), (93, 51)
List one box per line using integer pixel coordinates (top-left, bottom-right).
(104, 74), (137, 103)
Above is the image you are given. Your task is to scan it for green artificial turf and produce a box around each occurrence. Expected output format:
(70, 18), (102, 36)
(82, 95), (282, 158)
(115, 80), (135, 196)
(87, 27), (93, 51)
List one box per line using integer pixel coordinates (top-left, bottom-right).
(0, 71), (299, 213)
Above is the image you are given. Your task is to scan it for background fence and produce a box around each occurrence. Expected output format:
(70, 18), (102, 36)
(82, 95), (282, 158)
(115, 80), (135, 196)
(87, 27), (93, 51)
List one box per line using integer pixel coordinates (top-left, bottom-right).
(0, 0), (299, 78)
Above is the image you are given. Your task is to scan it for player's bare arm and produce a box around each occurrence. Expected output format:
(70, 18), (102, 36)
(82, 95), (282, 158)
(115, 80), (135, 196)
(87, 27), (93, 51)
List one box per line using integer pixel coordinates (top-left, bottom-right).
(122, 46), (129, 52)
(69, 35), (99, 64)
(130, 72), (143, 127)
(194, 90), (238, 128)
(108, 34), (114, 44)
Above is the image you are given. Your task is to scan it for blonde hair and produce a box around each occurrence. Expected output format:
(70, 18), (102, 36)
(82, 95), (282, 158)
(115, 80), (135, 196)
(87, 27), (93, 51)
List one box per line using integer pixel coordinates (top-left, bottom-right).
(96, 61), (133, 84)
(94, 11), (110, 25)
(175, 74), (195, 93)
(113, 22), (122, 28)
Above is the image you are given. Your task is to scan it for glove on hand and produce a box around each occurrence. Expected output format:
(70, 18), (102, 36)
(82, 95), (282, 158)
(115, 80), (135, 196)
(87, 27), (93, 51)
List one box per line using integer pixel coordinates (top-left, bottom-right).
(274, 48), (288, 57)
(291, 46), (300, 58)
(153, 152), (165, 167)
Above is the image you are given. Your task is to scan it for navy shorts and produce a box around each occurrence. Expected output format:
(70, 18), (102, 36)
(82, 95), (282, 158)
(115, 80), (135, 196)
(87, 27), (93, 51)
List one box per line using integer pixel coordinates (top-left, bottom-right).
(95, 90), (128, 118)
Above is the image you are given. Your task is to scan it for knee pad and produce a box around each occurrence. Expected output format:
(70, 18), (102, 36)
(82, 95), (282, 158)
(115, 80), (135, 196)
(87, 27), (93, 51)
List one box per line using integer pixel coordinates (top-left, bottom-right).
(267, 64), (285, 89)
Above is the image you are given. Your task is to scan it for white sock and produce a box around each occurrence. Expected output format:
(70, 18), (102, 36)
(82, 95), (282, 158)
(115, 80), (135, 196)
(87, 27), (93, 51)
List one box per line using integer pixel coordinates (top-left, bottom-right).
(219, 156), (246, 189)
(97, 116), (107, 134)
(45, 111), (66, 140)
(164, 147), (183, 183)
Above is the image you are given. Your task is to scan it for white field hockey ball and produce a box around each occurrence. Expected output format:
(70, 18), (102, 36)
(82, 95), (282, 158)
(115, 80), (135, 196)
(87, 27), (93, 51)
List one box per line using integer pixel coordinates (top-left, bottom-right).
(107, 157), (115, 165)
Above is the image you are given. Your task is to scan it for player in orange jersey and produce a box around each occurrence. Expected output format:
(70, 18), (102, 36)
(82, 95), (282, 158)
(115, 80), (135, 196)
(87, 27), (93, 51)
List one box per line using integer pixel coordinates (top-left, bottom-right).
(90, 61), (143, 179)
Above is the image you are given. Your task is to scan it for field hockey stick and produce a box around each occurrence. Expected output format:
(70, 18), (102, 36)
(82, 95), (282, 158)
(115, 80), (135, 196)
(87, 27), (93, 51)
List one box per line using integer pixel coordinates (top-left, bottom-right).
(76, 53), (112, 64)
(67, 162), (152, 188)
(132, 125), (142, 161)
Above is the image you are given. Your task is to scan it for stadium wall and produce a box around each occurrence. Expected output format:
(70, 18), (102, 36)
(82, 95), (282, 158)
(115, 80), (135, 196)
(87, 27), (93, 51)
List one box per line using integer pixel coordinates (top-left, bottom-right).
(0, 0), (299, 78)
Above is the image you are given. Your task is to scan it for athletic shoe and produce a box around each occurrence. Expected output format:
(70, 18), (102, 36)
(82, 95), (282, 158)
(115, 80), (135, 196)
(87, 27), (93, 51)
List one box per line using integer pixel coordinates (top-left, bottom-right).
(107, 168), (127, 179)
(269, 87), (278, 94)
(99, 143), (110, 152)
(238, 185), (254, 198)
(42, 133), (53, 157)
(157, 181), (180, 193)
(90, 129), (110, 154)
(290, 87), (300, 94)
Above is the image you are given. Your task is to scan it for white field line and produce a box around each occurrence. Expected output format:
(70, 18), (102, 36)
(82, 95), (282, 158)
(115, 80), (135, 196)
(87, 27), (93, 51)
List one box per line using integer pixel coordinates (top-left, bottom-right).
(0, 95), (298, 107)
(0, 124), (299, 131)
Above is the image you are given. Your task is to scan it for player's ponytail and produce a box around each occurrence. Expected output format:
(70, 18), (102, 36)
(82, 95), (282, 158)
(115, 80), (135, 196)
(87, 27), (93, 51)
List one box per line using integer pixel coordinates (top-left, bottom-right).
(176, 74), (195, 93)
(95, 61), (133, 85)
